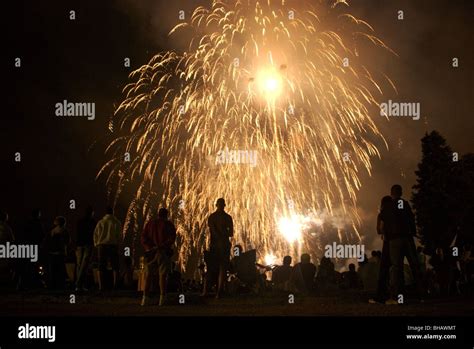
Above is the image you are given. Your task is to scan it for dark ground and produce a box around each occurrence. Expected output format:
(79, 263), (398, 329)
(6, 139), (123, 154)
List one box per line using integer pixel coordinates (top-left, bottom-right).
(1, 290), (472, 317)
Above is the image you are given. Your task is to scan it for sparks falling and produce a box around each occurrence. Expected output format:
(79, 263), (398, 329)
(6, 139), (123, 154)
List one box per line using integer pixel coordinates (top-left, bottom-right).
(99, 0), (392, 270)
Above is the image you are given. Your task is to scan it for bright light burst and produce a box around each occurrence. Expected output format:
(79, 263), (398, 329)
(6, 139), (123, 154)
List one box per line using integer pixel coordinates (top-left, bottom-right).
(257, 68), (282, 97)
(278, 214), (307, 243)
(264, 77), (279, 93)
(264, 253), (277, 266)
(100, 0), (392, 271)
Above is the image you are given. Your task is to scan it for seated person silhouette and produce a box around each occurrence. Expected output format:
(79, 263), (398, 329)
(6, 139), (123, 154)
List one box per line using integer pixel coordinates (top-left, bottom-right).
(272, 256), (293, 291)
(230, 245), (258, 291)
(292, 253), (317, 293)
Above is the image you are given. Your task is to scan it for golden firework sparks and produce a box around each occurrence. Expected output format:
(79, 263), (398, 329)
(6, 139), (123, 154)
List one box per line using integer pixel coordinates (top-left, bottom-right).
(99, 0), (392, 270)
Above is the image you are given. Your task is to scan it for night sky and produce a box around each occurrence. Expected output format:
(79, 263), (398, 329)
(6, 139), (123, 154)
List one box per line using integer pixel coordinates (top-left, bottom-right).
(3, 0), (473, 251)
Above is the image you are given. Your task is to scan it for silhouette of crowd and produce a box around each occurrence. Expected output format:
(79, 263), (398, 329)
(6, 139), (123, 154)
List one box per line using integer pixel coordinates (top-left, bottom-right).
(0, 185), (473, 307)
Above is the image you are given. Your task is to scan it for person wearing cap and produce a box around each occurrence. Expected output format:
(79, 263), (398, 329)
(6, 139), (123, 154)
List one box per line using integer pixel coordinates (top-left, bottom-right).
(207, 198), (233, 298)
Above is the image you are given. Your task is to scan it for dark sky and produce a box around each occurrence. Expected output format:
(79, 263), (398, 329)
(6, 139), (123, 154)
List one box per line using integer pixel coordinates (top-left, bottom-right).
(3, 0), (473, 250)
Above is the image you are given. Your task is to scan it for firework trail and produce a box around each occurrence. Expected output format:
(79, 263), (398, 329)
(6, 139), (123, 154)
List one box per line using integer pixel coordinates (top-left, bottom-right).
(99, 0), (392, 269)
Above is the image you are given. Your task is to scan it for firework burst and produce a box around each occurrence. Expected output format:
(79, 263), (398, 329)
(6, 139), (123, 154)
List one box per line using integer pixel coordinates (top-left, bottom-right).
(99, 0), (392, 269)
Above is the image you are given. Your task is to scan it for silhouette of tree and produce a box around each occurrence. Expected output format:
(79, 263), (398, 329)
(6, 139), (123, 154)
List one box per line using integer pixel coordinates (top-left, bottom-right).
(450, 153), (474, 247)
(412, 131), (454, 254)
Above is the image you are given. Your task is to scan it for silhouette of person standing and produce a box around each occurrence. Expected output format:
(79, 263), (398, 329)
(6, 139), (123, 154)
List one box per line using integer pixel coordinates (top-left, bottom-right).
(17, 209), (45, 290)
(0, 211), (14, 244)
(207, 198), (233, 298)
(140, 207), (176, 306)
(0, 211), (14, 284)
(387, 184), (424, 304)
(44, 216), (69, 290)
(370, 196), (395, 304)
(75, 206), (96, 291)
(94, 206), (121, 291)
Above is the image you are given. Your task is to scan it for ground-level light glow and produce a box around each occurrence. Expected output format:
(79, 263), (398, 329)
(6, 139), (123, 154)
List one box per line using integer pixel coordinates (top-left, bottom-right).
(264, 253), (277, 266)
